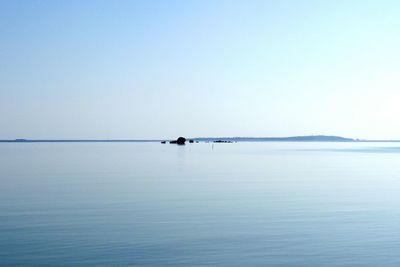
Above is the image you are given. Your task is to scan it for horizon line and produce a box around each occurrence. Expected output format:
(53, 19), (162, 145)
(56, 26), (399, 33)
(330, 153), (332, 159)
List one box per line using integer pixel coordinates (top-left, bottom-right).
(2, 135), (400, 143)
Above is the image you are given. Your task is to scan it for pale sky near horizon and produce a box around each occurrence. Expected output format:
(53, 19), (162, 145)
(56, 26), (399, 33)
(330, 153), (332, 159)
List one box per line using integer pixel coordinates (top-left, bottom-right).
(1, 0), (400, 140)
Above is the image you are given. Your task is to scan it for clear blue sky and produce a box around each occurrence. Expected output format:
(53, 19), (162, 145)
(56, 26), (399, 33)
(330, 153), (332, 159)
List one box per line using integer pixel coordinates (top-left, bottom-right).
(1, 0), (400, 139)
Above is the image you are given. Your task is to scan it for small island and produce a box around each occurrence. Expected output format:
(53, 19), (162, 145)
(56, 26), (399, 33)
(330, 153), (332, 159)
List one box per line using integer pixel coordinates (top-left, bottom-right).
(169, 137), (187, 145)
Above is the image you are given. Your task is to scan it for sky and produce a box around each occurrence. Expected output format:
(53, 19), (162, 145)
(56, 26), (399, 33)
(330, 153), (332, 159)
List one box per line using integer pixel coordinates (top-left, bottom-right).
(1, 0), (400, 140)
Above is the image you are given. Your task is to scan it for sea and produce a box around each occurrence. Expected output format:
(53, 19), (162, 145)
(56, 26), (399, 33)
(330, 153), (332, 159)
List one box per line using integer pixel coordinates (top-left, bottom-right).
(1, 142), (400, 266)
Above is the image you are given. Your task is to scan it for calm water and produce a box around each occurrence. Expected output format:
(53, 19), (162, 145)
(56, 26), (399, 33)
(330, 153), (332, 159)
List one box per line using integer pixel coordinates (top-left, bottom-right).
(1, 142), (400, 266)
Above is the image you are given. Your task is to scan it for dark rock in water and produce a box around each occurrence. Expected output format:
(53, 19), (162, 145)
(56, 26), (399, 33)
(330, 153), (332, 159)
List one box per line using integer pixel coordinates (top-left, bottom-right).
(189, 139), (194, 143)
(169, 137), (187, 145)
(176, 137), (186, 145)
(161, 141), (166, 144)
(213, 140), (233, 143)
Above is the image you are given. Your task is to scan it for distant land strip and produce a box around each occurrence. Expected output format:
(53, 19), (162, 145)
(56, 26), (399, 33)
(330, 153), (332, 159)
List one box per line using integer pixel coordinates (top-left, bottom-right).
(2, 135), (400, 143)
(0, 139), (161, 143)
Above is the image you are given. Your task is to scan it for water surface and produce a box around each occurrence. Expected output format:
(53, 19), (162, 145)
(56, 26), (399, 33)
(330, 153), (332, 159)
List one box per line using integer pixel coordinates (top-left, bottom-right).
(1, 142), (400, 266)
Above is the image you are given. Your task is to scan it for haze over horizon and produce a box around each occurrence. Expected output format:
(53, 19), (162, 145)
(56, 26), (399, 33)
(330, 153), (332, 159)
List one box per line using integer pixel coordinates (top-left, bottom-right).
(2, 0), (400, 140)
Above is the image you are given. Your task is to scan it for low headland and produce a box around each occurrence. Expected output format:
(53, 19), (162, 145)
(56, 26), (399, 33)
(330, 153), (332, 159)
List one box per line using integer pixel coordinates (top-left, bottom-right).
(3, 135), (400, 144)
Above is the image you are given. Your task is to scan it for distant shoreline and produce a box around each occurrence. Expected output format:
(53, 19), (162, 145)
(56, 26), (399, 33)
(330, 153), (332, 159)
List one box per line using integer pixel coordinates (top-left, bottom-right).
(0, 140), (161, 143)
(2, 135), (400, 143)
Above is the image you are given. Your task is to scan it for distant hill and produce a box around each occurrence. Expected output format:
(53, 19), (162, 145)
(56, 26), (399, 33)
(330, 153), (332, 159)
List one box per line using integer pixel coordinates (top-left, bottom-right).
(192, 135), (356, 142)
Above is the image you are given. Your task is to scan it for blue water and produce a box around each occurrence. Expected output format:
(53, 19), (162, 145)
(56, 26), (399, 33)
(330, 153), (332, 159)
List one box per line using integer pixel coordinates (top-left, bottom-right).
(1, 142), (400, 266)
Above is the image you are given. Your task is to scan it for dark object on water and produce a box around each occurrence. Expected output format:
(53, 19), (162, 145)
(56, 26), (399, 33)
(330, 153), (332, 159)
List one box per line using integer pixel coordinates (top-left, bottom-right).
(213, 140), (233, 143)
(169, 137), (186, 145)
(161, 141), (166, 144)
(176, 137), (186, 145)
(189, 139), (194, 143)
(168, 137), (188, 145)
